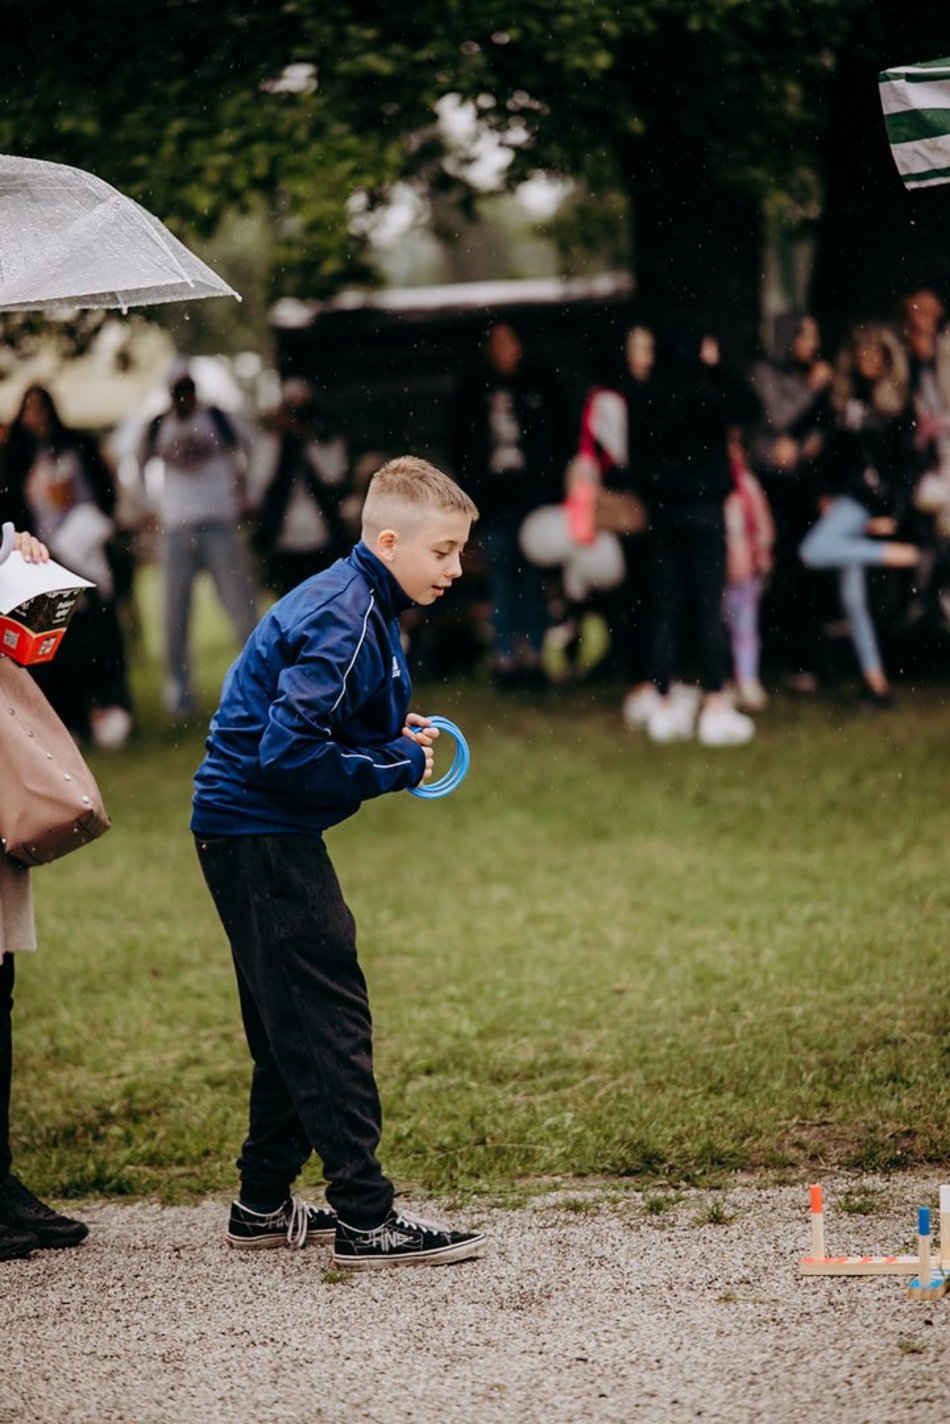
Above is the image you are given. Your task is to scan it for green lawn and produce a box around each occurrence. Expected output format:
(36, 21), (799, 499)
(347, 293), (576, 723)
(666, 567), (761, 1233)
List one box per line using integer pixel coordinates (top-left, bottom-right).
(12, 569), (950, 1202)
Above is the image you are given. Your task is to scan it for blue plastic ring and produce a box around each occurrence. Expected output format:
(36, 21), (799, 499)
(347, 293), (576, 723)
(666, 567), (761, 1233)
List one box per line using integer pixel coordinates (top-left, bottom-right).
(407, 716), (470, 799)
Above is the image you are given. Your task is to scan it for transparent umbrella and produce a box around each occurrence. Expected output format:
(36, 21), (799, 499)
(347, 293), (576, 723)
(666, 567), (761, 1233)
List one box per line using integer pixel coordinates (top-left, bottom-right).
(0, 155), (240, 312)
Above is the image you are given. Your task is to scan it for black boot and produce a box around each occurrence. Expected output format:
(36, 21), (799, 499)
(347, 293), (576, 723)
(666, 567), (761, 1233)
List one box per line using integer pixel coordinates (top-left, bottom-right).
(0, 1221), (39, 1261)
(0, 1175), (88, 1248)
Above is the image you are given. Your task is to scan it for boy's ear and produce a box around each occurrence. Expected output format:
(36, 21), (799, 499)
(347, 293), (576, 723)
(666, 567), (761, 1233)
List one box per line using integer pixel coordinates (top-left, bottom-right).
(375, 528), (398, 563)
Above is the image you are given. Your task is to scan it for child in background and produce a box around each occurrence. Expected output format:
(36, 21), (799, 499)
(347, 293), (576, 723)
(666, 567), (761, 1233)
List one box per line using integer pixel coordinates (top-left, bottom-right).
(723, 433), (775, 711)
(192, 457), (485, 1271)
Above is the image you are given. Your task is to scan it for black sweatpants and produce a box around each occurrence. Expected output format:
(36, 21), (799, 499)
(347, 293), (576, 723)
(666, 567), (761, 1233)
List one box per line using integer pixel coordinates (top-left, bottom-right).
(649, 509), (728, 695)
(195, 832), (394, 1229)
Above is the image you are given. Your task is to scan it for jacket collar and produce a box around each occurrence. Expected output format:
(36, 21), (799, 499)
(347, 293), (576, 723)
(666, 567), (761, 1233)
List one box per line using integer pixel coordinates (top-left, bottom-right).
(348, 541), (415, 617)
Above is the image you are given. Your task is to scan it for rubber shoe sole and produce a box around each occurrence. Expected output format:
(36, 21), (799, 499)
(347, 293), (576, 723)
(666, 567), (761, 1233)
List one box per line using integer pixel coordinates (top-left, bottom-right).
(31, 1227), (88, 1249)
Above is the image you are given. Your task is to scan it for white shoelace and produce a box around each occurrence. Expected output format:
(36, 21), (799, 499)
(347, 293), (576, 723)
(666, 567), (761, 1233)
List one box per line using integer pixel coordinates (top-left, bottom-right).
(393, 1213), (441, 1236)
(286, 1195), (310, 1250)
(390, 1212), (447, 1238)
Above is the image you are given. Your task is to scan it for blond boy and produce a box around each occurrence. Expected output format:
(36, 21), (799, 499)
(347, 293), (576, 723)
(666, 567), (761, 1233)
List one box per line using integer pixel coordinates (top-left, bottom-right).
(192, 458), (484, 1268)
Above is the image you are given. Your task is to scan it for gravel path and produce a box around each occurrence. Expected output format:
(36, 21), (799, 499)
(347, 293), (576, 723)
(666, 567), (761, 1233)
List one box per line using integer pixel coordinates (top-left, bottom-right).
(3, 1176), (949, 1423)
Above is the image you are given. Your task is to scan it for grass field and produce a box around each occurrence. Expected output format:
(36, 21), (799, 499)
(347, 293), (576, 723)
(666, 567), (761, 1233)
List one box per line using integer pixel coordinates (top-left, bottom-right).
(11, 570), (950, 1204)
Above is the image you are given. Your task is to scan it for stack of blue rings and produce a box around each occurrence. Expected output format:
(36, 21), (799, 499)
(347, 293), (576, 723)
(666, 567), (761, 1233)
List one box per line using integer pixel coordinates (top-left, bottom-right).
(407, 716), (470, 799)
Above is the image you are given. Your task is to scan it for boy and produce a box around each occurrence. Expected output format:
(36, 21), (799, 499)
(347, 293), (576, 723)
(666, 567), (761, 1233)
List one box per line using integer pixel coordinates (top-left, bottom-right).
(192, 457), (484, 1269)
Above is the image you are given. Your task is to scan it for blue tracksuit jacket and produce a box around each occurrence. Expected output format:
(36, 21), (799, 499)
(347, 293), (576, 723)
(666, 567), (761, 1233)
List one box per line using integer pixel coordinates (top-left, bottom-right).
(191, 542), (427, 837)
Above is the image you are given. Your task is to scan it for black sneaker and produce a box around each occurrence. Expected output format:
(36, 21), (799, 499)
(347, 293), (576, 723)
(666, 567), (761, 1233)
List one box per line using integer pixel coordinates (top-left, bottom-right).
(332, 1209), (485, 1270)
(0, 1222), (39, 1261)
(856, 687), (896, 712)
(225, 1196), (337, 1250)
(0, 1175), (88, 1249)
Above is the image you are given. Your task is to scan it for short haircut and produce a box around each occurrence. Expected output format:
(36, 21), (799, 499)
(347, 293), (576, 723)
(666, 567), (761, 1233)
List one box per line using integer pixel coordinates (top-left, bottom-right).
(361, 455), (478, 538)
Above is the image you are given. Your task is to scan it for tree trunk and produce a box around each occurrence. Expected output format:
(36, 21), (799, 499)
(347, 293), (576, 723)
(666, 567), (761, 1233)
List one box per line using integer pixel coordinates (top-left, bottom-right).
(626, 131), (763, 364)
(811, 4), (950, 343)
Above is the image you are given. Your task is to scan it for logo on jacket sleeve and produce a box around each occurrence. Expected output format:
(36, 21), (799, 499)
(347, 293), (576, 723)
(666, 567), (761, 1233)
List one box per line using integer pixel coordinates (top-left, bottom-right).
(392, 654), (402, 679)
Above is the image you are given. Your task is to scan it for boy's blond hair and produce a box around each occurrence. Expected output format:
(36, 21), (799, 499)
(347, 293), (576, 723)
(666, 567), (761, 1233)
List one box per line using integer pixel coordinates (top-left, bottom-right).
(361, 456), (478, 539)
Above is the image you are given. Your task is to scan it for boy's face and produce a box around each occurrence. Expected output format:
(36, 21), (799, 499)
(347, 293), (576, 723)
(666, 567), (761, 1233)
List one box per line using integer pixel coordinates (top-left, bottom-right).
(375, 511), (471, 605)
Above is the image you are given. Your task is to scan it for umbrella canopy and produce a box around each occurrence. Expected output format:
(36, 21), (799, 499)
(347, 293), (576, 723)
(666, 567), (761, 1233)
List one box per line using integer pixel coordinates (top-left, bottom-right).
(0, 155), (239, 311)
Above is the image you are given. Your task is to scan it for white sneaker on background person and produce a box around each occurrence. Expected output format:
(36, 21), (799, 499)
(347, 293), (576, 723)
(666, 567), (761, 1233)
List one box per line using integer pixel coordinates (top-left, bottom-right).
(622, 684), (660, 730)
(697, 701), (755, 747)
(625, 681), (701, 732)
(669, 681), (703, 718)
(89, 705), (133, 750)
(735, 678), (768, 712)
(647, 696), (696, 743)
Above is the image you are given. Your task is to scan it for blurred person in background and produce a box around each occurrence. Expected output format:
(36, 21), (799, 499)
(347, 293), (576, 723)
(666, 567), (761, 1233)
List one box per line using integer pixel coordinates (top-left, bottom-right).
(250, 379), (349, 596)
(339, 451), (389, 543)
(749, 314), (832, 693)
(450, 321), (567, 688)
(1, 386), (133, 748)
(0, 527), (89, 1262)
(723, 430), (775, 711)
(569, 322), (656, 716)
(799, 323), (919, 708)
(639, 330), (762, 747)
(900, 288), (950, 632)
(902, 286), (947, 390)
(140, 360), (258, 720)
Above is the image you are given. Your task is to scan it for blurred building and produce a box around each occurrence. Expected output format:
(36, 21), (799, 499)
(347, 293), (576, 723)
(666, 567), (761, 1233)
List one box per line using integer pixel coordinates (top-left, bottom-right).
(270, 272), (636, 469)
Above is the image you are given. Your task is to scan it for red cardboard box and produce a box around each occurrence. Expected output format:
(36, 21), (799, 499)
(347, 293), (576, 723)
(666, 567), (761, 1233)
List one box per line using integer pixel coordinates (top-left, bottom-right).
(0, 554), (92, 666)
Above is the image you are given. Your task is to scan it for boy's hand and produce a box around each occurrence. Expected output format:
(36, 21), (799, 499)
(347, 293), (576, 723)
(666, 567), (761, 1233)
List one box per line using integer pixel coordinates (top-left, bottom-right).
(403, 713), (439, 783)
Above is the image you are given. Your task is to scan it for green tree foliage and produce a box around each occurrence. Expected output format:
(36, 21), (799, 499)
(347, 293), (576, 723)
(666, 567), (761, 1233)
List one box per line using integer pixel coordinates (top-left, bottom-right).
(0, 2), (857, 284)
(14, 0), (950, 346)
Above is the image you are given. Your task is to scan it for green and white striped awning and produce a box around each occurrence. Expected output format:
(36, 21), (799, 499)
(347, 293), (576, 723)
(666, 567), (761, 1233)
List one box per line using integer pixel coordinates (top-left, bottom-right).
(880, 57), (950, 189)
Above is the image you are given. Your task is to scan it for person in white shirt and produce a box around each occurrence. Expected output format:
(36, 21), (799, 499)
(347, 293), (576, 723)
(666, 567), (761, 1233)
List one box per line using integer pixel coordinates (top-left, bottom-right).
(140, 361), (259, 718)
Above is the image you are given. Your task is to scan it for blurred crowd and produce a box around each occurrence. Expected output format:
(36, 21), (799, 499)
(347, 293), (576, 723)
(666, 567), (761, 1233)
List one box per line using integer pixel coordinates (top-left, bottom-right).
(447, 288), (950, 747)
(2, 285), (949, 750)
